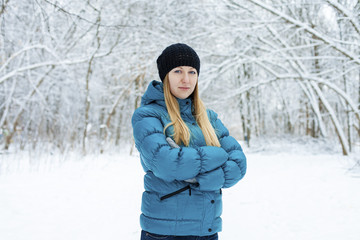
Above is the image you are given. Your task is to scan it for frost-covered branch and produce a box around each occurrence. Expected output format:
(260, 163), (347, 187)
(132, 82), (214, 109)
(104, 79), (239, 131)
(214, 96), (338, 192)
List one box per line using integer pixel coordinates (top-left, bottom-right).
(0, 45), (58, 73)
(326, 0), (360, 35)
(247, 0), (360, 65)
(0, 52), (115, 84)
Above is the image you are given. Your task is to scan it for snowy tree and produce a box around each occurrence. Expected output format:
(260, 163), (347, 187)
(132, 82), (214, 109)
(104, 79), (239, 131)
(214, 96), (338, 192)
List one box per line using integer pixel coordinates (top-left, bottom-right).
(0, 0), (358, 155)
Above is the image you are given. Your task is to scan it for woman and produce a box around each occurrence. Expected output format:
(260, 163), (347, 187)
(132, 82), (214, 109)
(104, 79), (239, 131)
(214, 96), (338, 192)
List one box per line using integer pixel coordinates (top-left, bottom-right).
(132, 43), (247, 240)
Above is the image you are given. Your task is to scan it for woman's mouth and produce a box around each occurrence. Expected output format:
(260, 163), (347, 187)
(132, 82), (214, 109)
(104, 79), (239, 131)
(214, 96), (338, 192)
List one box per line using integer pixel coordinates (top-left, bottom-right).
(179, 87), (190, 90)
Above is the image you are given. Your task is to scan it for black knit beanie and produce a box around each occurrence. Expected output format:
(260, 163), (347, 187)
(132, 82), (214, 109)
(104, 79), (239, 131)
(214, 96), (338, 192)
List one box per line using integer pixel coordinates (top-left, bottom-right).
(156, 43), (200, 82)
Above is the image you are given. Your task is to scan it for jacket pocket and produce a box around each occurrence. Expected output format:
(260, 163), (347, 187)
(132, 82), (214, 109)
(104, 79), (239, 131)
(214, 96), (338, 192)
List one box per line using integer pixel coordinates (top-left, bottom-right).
(160, 185), (194, 201)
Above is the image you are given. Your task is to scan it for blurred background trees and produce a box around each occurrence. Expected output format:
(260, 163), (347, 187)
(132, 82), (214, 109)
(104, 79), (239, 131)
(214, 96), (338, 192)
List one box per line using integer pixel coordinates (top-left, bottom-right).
(0, 0), (359, 155)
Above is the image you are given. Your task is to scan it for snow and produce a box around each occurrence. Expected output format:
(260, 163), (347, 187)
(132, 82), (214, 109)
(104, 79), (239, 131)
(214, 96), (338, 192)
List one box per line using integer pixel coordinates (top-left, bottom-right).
(0, 139), (359, 240)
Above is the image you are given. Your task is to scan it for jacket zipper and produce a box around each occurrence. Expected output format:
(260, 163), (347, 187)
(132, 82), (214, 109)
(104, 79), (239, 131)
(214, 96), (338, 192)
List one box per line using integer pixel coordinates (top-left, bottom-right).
(160, 184), (221, 201)
(160, 185), (192, 201)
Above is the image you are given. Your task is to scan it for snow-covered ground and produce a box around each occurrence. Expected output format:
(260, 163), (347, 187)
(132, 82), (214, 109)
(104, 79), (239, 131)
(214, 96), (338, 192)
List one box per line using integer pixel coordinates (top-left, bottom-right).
(0, 138), (359, 240)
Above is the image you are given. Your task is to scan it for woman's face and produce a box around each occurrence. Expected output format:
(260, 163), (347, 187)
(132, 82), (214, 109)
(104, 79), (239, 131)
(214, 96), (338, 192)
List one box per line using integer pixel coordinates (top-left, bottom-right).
(167, 66), (198, 99)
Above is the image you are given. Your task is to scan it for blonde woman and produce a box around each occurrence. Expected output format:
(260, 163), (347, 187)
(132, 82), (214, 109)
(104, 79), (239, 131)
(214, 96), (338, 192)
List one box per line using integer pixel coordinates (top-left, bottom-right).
(132, 43), (247, 240)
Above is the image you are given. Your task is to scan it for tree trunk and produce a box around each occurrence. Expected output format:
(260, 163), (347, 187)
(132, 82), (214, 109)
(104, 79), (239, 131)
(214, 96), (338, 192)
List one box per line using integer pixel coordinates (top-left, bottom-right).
(130, 73), (145, 155)
(3, 67), (54, 150)
(82, 15), (101, 155)
(310, 81), (349, 155)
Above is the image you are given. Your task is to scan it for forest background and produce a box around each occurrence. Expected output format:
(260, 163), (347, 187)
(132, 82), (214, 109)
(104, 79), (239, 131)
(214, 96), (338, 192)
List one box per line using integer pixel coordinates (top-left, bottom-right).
(0, 0), (359, 157)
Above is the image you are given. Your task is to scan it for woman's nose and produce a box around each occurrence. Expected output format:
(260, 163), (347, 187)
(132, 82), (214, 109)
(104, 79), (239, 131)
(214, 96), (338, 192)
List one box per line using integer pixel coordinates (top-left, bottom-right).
(182, 73), (190, 83)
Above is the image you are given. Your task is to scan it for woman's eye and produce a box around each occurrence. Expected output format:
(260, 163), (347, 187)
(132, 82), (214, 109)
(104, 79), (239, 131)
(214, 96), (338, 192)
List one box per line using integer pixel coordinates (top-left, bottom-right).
(174, 70), (181, 73)
(189, 71), (196, 75)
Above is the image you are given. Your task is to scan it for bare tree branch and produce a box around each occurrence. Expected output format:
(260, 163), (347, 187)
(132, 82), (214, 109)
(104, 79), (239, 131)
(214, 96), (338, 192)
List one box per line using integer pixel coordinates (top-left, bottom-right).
(0, 0), (9, 17)
(326, 0), (360, 36)
(247, 0), (360, 65)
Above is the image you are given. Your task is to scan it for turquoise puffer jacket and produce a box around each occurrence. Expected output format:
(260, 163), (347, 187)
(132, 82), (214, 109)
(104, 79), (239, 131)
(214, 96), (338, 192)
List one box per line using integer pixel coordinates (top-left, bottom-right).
(132, 80), (246, 236)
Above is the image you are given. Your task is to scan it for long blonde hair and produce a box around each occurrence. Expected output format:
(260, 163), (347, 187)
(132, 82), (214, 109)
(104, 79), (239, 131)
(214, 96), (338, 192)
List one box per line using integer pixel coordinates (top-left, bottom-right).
(163, 75), (220, 147)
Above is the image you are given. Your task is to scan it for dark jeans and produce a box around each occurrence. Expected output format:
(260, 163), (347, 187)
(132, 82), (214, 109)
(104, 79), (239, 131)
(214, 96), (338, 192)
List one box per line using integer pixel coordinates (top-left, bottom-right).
(141, 230), (218, 240)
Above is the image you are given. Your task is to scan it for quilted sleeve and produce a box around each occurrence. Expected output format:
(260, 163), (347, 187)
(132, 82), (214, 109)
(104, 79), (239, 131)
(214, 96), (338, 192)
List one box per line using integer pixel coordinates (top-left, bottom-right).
(132, 107), (228, 182)
(210, 110), (247, 188)
(194, 167), (225, 191)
